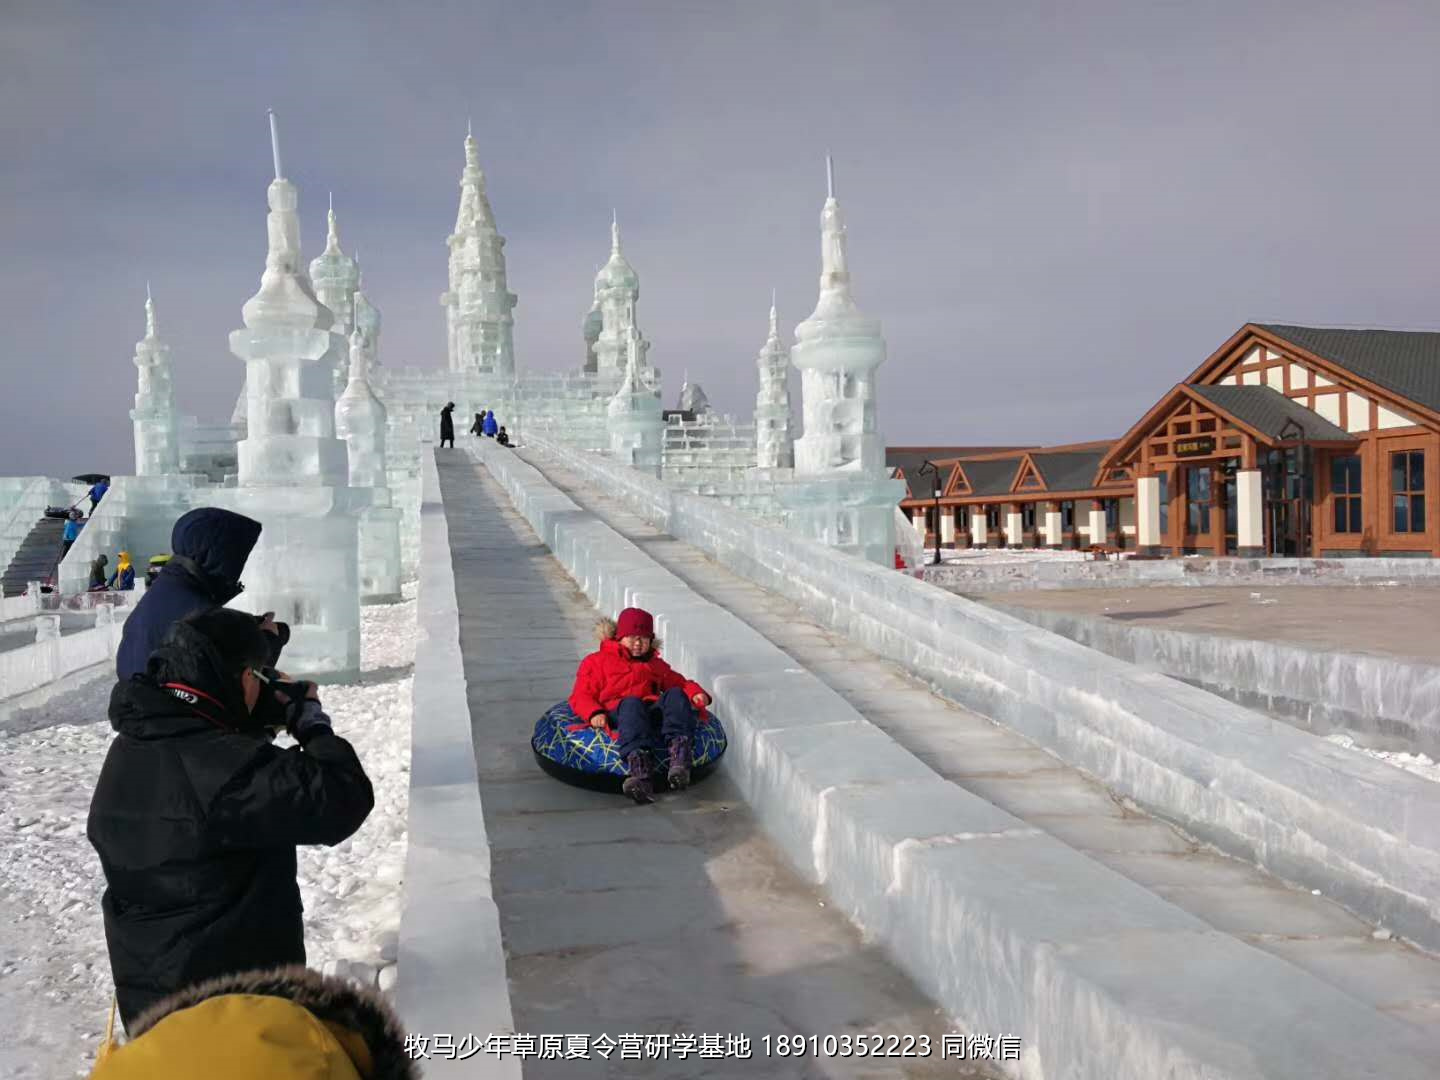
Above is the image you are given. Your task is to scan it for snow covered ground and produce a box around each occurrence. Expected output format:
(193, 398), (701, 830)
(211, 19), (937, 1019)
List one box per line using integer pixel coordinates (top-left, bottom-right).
(0, 588), (415, 1079)
(939, 547), (1089, 565)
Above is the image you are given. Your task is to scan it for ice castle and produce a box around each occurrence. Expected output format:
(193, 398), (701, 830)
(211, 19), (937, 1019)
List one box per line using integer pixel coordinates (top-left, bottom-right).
(39, 117), (903, 677)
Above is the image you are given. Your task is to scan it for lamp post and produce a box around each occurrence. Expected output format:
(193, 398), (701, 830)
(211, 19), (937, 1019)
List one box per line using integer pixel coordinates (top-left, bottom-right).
(917, 459), (943, 565)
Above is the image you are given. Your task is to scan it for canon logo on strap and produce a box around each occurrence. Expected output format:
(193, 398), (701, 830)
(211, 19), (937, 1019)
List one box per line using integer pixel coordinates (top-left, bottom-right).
(167, 688), (199, 705)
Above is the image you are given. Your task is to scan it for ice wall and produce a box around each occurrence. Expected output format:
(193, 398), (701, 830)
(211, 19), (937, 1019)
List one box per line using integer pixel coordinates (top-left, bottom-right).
(996, 603), (1440, 758)
(0, 604), (131, 703)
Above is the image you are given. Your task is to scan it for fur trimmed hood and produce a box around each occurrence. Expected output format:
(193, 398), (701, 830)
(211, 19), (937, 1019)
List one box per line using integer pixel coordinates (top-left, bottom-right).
(97, 965), (417, 1080)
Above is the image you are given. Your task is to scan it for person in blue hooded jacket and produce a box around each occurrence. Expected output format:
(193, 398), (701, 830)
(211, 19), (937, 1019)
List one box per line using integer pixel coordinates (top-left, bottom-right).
(482, 410), (498, 437)
(116, 508), (286, 681)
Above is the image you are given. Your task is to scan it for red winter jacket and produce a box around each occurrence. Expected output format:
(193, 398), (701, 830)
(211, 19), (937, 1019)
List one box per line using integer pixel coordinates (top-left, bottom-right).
(569, 638), (708, 722)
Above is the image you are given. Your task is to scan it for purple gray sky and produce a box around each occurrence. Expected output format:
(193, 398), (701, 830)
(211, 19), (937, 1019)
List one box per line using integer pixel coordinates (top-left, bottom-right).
(4, 1), (1440, 478)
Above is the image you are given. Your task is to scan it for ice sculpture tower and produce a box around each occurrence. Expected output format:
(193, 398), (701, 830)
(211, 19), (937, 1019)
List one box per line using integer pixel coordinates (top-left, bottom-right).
(441, 123), (517, 375)
(309, 196), (360, 396)
(593, 217), (652, 381)
(225, 111), (361, 678)
(754, 295), (795, 469)
(131, 286), (181, 476)
(607, 334), (664, 475)
(582, 270), (603, 374)
(336, 327), (402, 603)
(353, 253), (382, 355)
(781, 158), (902, 564)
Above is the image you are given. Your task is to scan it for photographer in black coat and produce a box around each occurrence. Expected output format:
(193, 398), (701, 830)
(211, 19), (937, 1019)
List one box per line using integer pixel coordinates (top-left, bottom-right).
(88, 607), (374, 1032)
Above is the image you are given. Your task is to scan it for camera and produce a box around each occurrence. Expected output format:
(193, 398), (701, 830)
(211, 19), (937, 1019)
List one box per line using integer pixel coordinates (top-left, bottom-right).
(252, 668), (316, 735)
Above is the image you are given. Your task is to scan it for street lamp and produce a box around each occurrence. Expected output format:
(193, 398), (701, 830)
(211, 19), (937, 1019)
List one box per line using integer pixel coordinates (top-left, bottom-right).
(917, 459), (943, 565)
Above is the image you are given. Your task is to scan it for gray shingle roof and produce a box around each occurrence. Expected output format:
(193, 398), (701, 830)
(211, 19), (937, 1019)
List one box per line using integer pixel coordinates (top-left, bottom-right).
(1190, 383), (1354, 442)
(960, 457), (1023, 497)
(1031, 450), (1106, 493)
(1258, 324), (1440, 415)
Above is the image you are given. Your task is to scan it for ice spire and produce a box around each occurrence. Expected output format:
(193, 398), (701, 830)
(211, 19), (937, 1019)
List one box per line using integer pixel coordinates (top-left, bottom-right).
(132, 285), (179, 476)
(442, 122), (516, 374)
(755, 292), (794, 469)
(611, 210), (621, 254)
(324, 191), (342, 255)
(593, 215), (647, 377)
(269, 108), (284, 180)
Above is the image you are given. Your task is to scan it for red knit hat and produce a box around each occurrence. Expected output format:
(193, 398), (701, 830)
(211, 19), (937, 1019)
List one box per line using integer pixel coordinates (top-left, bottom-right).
(615, 607), (654, 639)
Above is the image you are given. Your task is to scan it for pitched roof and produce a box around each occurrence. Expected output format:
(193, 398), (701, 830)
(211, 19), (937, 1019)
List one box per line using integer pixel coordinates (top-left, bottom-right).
(1258, 324), (1440, 415)
(887, 446), (1022, 477)
(962, 456), (1024, 497)
(1189, 383), (1354, 442)
(1030, 449), (1106, 492)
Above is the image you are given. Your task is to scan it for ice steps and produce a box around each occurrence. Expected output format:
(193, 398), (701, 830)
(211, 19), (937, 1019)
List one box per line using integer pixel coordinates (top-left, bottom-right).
(1, 517), (64, 597)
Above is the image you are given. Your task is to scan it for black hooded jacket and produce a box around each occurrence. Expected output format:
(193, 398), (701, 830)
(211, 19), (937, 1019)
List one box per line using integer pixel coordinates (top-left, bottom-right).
(440, 404), (455, 439)
(117, 508), (267, 680)
(88, 621), (375, 1030)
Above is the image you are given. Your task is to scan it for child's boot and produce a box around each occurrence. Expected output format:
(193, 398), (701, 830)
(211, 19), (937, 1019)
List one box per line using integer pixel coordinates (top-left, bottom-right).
(667, 736), (693, 791)
(622, 750), (655, 804)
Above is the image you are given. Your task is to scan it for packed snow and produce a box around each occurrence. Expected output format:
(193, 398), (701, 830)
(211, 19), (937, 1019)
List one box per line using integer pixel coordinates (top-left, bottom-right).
(1326, 732), (1440, 784)
(0, 587), (414, 1079)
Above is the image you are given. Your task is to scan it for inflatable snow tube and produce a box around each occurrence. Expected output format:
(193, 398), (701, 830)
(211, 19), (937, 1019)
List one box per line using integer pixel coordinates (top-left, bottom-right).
(531, 701), (727, 793)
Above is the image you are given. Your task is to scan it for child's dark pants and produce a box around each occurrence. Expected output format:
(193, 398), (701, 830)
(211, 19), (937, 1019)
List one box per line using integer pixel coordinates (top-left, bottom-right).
(615, 688), (696, 759)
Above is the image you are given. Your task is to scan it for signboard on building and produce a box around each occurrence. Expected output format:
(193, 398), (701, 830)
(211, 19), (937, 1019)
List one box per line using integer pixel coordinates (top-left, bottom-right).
(1175, 436), (1216, 457)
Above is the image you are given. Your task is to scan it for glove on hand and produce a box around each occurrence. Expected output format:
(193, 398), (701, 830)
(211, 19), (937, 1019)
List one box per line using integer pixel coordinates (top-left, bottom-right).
(286, 697), (333, 743)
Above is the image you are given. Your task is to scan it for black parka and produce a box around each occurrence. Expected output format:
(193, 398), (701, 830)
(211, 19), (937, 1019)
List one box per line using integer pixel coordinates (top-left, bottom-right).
(87, 623), (374, 1030)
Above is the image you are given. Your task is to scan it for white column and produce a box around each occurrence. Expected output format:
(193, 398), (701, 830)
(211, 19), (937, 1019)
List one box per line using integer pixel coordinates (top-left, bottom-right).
(1136, 476), (1162, 551)
(1237, 469), (1264, 555)
(912, 510), (926, 539)
(1006, 508), (1024, 549)
(1088, 505), (1107, 544)
(939, 512), (955, 545)
(1044, 505), (1062, 548)
(971, 506), (988, 547)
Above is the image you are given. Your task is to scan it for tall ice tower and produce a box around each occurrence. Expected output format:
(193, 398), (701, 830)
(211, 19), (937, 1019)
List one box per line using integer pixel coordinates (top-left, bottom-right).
(754, 293), (795, 469)
(225, 111), (361, 678)
(781, 158), (902, 564)
(441, 123), (517, 375)
(131, 286), (181, 476)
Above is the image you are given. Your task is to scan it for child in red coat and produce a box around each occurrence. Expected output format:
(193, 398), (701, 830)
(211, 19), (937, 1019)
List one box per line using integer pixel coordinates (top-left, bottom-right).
(569, 607), (710, 804)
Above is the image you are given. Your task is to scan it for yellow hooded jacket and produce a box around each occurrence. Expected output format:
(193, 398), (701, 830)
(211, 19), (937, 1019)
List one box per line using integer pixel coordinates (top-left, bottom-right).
(91, 966), (417, 1080)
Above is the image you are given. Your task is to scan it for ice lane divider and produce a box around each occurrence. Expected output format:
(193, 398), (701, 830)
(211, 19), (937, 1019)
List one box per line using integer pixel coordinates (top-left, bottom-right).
(469, 439), (1438, 1080)
(395, 446), (520, 1080)
(513, 434), (1440, 956)
(992, 600), (1440, 761)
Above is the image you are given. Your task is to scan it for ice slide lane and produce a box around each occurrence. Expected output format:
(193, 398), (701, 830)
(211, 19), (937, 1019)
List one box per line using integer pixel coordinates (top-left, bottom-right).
(502, 445), (1440, 1076)
(434, 453), (1002, 1080)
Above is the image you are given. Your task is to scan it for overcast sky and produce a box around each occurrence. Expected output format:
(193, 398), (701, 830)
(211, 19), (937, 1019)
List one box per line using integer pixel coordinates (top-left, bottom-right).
(4, 1), (1440, 479)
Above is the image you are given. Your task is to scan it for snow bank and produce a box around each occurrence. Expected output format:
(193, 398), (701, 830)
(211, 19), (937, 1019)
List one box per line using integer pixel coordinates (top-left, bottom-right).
(0, 591), (413, 1079)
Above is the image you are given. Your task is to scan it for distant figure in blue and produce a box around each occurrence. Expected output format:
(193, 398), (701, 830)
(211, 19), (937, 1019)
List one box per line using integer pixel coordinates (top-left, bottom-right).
(60, 509), (85, 562)
(482, 411), (498, 438)
(88, 479), (110, 512)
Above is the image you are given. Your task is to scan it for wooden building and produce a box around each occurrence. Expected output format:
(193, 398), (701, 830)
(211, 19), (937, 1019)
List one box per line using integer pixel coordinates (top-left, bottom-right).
(895, 323), (1440, 558)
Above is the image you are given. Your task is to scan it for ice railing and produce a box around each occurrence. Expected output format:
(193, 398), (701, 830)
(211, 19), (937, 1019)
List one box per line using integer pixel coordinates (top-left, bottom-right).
(521, 434), (1440, 952)
(0, 477), (83, 585)
(0, 602), (132, 703)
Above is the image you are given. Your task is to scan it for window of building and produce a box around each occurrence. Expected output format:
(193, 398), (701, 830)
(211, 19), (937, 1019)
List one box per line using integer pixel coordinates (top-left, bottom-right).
(954, 505), (970, 530)
(1158, 472), (1169, 535)
(1021, 503), (1036, 530)
(1104, 499), (1119, 530)
(1391, 451), (1426, 533)
(1331, 455), (1362, 534)
(1060, 501), (1075, 530)
(985, 506), (1001, 529)
(1187, 468), (1212, 535)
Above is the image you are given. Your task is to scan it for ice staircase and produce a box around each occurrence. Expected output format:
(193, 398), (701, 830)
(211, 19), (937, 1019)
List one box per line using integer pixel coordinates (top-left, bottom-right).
(0, 517), (65, 597)
(470, 438), (1440, 1080)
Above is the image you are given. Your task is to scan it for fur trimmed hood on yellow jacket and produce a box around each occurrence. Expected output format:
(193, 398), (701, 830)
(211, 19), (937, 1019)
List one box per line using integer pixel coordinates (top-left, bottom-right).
(90, 966), (418, 1080)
